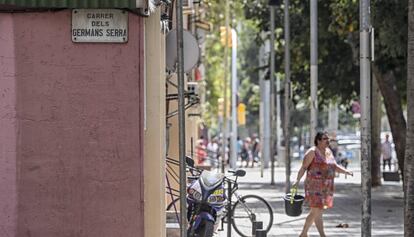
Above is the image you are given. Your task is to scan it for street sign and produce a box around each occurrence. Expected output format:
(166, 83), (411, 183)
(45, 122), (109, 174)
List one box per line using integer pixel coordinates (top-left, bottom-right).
(72, 9), (128, 43)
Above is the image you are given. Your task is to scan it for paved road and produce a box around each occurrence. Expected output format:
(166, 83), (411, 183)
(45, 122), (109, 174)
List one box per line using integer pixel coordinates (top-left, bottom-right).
(216, 161), (404, 237)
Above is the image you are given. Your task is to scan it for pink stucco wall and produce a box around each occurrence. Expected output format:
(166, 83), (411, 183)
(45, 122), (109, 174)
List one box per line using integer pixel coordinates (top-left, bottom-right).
(0, 14), (18, 237)
(0, 10), (144, 237)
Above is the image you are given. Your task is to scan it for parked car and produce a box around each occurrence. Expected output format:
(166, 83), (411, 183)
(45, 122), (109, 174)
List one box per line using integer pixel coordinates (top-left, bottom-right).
(335, 134), (361, 167)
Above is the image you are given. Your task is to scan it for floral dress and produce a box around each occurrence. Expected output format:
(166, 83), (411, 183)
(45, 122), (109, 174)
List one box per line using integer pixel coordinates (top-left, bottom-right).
(304, 148), (337, 209)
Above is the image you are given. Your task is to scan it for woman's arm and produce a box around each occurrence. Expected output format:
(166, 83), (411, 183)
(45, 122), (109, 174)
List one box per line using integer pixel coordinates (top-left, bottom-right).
(292, 149), (315, 187)
(335, 164), (353, 176)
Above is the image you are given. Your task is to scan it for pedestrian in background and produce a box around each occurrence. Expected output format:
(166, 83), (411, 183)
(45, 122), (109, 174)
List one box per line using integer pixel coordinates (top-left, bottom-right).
(240, 137), (251, 168)
(237, 136), (243, 161)
(206, 137), (219, 167)
(292, 131), (353, 237)
(195, 138), (207, 165)
(251, 133), (260, 164)
(381, 134), (392, 171)
(328, 138), (338, 158)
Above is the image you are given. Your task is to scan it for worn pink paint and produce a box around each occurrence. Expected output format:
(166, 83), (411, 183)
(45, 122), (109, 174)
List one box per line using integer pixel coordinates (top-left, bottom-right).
(0, 14), (18, 237)
(0, 10), (144, 237)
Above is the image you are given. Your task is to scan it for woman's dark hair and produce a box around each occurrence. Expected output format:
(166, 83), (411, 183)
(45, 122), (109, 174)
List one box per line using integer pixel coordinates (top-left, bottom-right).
(314, 131), (328, 146)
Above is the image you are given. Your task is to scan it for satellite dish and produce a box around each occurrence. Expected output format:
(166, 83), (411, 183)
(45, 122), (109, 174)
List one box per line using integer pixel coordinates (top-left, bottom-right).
(166, 29), (200, 73)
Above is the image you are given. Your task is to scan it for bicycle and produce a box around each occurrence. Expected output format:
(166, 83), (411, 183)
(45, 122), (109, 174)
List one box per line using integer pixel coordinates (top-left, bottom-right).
(166, 160), (273, 237)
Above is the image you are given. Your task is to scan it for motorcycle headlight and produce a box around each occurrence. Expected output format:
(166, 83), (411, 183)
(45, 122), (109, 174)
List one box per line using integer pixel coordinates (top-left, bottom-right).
(208, 195), (217, 203)
(216, 196), (225, 202)
(208, 195), (226, 203)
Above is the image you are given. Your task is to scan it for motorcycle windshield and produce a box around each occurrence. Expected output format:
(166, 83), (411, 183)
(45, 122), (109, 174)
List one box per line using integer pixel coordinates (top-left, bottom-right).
(200, 170), (224, 190)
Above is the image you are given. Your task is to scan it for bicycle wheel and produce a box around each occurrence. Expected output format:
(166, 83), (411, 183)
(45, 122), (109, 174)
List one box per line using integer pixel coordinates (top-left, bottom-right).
(231, 194), (273, 237)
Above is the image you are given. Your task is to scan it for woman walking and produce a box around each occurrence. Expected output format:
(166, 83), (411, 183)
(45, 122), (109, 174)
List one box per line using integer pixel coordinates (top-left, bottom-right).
(293, 131), (353, 237)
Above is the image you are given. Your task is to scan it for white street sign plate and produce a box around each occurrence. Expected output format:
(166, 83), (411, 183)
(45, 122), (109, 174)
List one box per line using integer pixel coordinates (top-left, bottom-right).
(72, 9), (128, 43)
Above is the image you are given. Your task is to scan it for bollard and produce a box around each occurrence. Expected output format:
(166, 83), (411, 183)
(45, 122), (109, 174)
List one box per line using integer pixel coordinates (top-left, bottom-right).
(256, 229), (267, 237)
(252, 221), (263, 236)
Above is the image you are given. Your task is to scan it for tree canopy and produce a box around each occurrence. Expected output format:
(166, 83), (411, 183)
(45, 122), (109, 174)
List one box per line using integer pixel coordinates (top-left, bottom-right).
(202, 0), (408, 139)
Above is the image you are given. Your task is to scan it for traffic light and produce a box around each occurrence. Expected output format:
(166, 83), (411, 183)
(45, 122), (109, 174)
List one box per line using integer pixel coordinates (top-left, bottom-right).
(237, 103), (246, 125)
(219, 26), (232, 47)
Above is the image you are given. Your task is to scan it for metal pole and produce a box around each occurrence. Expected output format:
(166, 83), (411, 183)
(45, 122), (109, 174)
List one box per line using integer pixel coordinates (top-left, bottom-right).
(230, 29), (238, 169)
(276, 52), (281, 174)
(218, 115), (223, 169)
(360, 0), (372, 236)
(259, 38), (266, 176)
(270, 5), (276, 185)
(255, 230), (267, 237)
(260, 32), (270, 174)
(175, 0), (187, 235)
(252, 221), (263, 236)
(259, 76), (265, 177)
(227, 180), (232, 237)
(284, 0), (291, 193)
(222, 0), (230, 174)
(191, 137), (194, 158)
(263, 80), (271, 171)
(310, 0), (318, 142)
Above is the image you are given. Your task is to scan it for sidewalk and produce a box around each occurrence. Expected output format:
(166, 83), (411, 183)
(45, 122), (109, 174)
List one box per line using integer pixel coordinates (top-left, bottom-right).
(216, 161), (404, 237)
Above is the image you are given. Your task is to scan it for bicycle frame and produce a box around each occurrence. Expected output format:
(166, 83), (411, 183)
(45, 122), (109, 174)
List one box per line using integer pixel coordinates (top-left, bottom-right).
(219, 175), (256, 233)
(166, 158), (261, 236)
(231, 190), (256, 221)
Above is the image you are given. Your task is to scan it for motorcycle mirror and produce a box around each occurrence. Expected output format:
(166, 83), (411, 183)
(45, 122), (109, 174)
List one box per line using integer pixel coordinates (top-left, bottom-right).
(235, 169), (246, 177)
(186, 156), (195, 167)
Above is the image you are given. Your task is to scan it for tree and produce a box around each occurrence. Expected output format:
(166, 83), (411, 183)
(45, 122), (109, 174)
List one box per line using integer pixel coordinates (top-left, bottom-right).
(292, 0), (409, 177)
(372, 76), (382, 187)
(202, 0), (252, 131)
(203, 1), (409, 180)
(241, 0), (409, 179)
(371, 1), (408, 178)
(405, 0), (414, 234)
(237, 21), (262, 132)
(327, 1), (409, 178)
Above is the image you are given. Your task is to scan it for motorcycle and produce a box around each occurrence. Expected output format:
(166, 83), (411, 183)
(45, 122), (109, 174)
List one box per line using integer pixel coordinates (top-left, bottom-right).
(185, 159), (247, 237)
(187, 169), (226, 237)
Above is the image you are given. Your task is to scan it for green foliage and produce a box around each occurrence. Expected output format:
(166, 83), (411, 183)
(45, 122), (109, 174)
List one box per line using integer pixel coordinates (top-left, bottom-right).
(203, 0), (260, 131)
(372, 0), (408, 102)
(202, 0), (408, 130)
(202, 0), (230, 129)
(241, 0), (408, 110)
(203, 37), (225, 128)
(240, 0), (361, 107)
(237, 20), (262, 130)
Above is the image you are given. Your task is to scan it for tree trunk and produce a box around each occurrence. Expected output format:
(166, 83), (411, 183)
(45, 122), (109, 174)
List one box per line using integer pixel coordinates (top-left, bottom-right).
(371, 74), (382, 187)
(373, 66), (407, 179)
(405, 0), (414, 235)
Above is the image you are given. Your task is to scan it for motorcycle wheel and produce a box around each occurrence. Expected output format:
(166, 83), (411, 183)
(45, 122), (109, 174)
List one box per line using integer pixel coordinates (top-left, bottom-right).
(190, 220), (214, 237)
